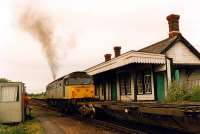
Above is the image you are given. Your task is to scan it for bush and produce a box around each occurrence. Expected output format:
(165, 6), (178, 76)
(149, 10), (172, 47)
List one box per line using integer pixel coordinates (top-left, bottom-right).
(165, 82), (200, 103)
(164, 82), (191, 103)
(190, 86), (200, 102)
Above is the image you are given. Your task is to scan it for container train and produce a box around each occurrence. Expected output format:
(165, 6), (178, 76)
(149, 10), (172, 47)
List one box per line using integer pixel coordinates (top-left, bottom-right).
(46, 71), (96, 116)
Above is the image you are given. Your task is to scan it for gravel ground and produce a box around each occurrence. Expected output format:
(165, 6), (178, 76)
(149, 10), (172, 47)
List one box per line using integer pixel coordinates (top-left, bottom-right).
(31, 100), (115, 134)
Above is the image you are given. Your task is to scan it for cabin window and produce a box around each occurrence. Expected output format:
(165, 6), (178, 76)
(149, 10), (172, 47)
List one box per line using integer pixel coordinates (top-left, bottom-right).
(137, 70), (152, 94)
(0, 86), (19, 102)
(119, 72), (131, 95)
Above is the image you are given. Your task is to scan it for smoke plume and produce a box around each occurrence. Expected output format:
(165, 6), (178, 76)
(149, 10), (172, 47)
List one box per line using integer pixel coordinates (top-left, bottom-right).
(19, 8), (58, 80)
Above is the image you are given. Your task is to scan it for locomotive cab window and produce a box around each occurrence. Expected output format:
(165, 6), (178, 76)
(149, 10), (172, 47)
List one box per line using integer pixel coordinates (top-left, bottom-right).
(66, 78), (93, 85)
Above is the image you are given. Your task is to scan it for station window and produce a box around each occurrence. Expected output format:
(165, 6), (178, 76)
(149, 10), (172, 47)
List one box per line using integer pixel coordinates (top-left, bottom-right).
(137, 70), (152, 94)
(95, 82), (100, 96)
(144, 74), (152, 93)
(119, 72), (131, 95)
(137, 74), (143, 94)
(102, 81), (106, 96)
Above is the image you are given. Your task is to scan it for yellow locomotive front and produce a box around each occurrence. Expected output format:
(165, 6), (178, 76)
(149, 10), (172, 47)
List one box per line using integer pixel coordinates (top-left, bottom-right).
(46, 72), (96, 117)
(64, 72), (95, 99)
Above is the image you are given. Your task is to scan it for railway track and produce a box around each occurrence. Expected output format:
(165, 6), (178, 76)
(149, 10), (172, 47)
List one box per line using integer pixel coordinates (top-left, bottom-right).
(89, 118), (146, 134)
(30, 98), (195, 134)
(69, 113), (146, 134)
(29, 98), (58, 112)
(30, 98), (146, 134)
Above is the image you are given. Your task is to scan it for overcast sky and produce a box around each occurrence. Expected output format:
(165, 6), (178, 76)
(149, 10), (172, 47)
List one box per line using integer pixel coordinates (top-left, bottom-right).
(1, 0), (200, 93)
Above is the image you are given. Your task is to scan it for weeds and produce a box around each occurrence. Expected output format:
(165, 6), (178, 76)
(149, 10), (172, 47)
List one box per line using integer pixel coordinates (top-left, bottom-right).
(165, 82), (200, 103)
(190, 86), (200, 102)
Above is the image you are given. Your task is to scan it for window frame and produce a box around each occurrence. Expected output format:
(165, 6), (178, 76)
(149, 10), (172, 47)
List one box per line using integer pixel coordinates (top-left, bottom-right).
(119, 72), (131, 95)
(137, 73), (144, 95)
(136, 69), (152, 95)
(144, 74), (152, 94)
(0, 86), (19, 102)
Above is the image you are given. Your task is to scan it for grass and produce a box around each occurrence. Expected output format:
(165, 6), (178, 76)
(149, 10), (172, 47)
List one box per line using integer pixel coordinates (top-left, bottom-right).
(29, 93), (46, 100)
(0, 124), (26, 134)
(164, 81), (200, 103)
(0, 117), (44, 134)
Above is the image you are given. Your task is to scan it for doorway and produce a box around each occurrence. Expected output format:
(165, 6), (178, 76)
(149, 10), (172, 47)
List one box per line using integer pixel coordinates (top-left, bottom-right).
(156, 73), (165, 102)
(111, 78), (117, 101)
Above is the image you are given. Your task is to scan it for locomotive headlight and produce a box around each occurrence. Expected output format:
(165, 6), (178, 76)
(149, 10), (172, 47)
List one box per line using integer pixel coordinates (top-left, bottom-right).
(124, 108), (128, 113)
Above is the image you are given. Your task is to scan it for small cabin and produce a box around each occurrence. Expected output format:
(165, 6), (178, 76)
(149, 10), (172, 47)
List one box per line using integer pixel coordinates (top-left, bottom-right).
(0, 82), (25, 123)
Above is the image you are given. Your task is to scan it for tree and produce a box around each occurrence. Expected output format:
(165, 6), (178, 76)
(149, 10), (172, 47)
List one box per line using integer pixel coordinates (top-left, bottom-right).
(0, 78), (11, 83)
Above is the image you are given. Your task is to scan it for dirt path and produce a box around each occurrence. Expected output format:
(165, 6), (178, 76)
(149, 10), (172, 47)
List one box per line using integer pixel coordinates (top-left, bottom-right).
(31, 100), (114, 134)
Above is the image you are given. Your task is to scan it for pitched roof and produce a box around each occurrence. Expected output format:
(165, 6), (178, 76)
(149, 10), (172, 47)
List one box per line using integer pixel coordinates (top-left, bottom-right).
(138, 35), (200, 59)
(138, 36), (177, 54)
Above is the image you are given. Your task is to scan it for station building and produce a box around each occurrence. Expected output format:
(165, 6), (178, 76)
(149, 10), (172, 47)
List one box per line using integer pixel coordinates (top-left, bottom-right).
(85, 14), (200, 102)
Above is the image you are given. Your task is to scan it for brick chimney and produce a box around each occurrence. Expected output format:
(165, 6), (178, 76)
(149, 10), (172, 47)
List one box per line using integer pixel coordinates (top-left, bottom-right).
(104, 54), (111, 62)
(167, 14), (181, 38)
(114, 46), (121, 57)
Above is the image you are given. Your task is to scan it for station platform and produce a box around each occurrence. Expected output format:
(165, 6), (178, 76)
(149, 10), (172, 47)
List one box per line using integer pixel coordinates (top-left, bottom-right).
(88, 101), (200, 133)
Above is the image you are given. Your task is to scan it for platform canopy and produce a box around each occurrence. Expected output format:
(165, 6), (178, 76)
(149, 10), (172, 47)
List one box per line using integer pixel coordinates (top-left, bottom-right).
(85, 50), (166, 75)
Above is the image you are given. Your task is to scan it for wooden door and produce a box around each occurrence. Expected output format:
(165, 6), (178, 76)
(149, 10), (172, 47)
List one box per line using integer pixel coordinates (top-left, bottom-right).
(156, 73), (165, 102)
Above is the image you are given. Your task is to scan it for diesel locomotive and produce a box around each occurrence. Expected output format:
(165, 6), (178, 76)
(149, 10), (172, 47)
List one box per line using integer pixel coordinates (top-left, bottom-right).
(46, 71), (96, 116)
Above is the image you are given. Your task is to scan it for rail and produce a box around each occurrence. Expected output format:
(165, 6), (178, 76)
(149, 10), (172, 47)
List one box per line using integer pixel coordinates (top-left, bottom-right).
(90, 118), (146, 134)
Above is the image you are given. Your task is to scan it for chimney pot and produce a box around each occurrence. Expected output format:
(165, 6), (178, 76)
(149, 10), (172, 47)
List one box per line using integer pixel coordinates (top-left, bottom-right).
(114, 46), (121, 57)
(166, 14), (181, 38)
(104, 54), (112, 62)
